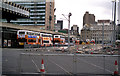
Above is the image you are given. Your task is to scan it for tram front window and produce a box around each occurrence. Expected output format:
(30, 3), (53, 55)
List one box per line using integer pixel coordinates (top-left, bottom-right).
(28, 39), (36, 42)
(19, 32), (25, 34)
(43, 41), (49, 43)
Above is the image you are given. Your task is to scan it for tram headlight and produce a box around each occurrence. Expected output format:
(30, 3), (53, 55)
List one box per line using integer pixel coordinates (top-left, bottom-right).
(19, 42), (24, 45)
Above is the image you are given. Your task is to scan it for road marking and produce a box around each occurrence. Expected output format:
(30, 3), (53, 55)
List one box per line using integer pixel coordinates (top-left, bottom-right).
(48, 59), (72, 75)
(31, 59), (40, 72)
(77, 57), (113, 73)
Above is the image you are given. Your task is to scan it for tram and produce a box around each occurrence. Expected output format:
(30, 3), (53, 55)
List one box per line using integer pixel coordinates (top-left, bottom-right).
(17, 30), (41, 47)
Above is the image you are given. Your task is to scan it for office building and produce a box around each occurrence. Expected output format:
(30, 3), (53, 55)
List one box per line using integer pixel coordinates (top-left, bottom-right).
(81, 24), (91, 41)
(54, 20), (63, 32)
(54, 23), (61, 32)
(57, 20), (63, 30)
(83, 11), (95, 27)
(71, 25), (79, 36)
(7, 0), (55, 30)
(81, 20), (117, 44)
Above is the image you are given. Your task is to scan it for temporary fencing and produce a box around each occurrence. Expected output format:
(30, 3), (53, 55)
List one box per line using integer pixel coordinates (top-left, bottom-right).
(18, 53), (119, 76)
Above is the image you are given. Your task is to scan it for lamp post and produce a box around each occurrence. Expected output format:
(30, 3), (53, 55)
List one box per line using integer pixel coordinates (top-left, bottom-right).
(113, 0), (116, 47)
(102, 22), (104, 51)
(68, 13), (72, 52)
(112, 0), (115, 21)
(62, 12), (72, 52)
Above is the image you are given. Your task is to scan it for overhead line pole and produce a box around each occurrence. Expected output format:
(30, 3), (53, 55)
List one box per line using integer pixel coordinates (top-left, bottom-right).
(62, 12), (72, 52)
(113, 0), (116, 47)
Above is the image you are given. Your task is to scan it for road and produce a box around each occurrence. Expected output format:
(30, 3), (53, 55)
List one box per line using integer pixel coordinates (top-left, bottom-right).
(2, 47), (119, 76)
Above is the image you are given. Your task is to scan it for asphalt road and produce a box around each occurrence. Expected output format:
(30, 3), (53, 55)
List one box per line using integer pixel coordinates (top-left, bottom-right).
(2, 47), (119, 76)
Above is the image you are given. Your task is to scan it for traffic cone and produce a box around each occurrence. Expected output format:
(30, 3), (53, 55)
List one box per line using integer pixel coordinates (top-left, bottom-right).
(40, 59), (45, 73)
(114, 60), (119, 76)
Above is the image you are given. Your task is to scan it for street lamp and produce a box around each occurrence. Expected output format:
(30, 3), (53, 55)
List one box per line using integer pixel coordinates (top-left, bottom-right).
(113, 0), (116, 47)
(112, 0), (115, 21)
(62, 12), (72, 52)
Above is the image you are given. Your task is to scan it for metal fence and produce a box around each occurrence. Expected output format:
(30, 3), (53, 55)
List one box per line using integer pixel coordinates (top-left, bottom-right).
(18, 53), (119, 76)
(2, 44), (120, 76)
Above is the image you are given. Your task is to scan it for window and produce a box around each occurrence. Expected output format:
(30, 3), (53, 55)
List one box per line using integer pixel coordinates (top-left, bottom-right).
(55, 40), (60, 42)
(37, 34), (40, 36)
(42, 34), (52, 37)
(39, 39), (41, 42)
(28, 39), (36, 42)
(27, 32), (31, 35)
(31, 33), (34, 35)
(55, 36), (58, 38)
(43, 40), (49, 43)
(60, 41), (64, 43)
(19, 32), (25, 34)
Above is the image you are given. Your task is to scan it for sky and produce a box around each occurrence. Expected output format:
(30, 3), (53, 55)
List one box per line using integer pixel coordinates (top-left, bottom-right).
(7, 0), (119, 32)
(55, 0), (118, 32)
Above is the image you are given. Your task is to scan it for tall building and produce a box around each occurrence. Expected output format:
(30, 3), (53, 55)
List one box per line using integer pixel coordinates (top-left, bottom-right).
(81, 20), (117, 44)
(81, 25), (91, 41)
(54, 20), (63, 32)
(54, 23), (61, 32)
(7, 0), (54, 30)
(83, 11), (95, 26)
(57, 20), (63, 30)
(118, 0), (120, 25)
(71, 25), (79, 36)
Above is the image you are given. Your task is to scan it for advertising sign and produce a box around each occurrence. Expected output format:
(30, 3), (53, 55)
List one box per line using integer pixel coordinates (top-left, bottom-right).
(8, 40), (11, 47)
(4, 40), (7, 47)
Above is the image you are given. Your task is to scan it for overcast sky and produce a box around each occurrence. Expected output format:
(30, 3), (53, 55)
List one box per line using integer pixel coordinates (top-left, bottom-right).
(55, 0), (116, 32)
(8, 0), (119, 32)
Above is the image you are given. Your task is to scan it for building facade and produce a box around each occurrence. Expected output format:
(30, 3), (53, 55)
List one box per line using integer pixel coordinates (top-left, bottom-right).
(57, 20), (63, 30)
(81, 20), (117, 44)
(7, 0), (54, 31)
(54, 23), (61, 32)
(54, 20), (63, 32)
(71, 25), (79, 36)
(83, 11), (95, 27)
(81, 24), (91, 41)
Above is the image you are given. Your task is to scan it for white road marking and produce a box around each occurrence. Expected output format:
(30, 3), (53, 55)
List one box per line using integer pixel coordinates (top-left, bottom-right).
(48, 59), (72, 75)
(77, 57), (113, 73)
(31, 59), (40, 72)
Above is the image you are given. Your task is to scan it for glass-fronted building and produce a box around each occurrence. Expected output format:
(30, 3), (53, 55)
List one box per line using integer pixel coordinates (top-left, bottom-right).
(6, 0), (55, 30)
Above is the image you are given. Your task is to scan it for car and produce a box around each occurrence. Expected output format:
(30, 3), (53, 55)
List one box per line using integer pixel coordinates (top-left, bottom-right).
(84, 51), (89, 54)
(78, 48), (82, 51)
(76, 51), (84, 54)
(55, 48), (62, 51)
(106, 51), (114, 55)
(55, 47), (68, 52)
